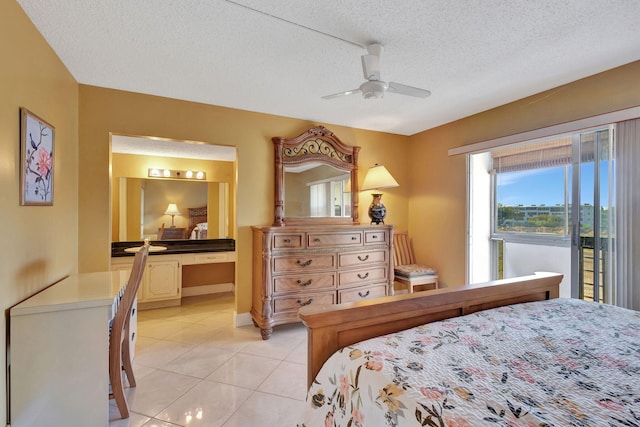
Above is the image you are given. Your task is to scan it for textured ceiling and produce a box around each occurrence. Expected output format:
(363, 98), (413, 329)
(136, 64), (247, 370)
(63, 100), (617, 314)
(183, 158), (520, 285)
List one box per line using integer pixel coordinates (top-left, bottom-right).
(17, 0), (640, 136)
(111, 135), (237, 161)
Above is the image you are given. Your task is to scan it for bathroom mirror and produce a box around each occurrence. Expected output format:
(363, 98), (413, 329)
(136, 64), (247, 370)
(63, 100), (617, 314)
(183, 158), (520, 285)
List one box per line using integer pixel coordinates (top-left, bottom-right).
(273, 126), (360, 226)
(110, 134), (236, 242)
(113, 177), (229, 241)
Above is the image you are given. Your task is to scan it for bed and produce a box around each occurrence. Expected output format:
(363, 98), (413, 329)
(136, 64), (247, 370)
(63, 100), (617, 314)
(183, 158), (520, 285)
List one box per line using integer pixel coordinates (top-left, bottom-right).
(297, 273), (640, 426)
(187, 206), (208, 239)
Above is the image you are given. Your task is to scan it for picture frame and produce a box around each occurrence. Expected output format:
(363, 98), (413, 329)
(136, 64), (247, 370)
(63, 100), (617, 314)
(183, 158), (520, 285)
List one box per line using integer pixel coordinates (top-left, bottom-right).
(20, 107), (55, 206)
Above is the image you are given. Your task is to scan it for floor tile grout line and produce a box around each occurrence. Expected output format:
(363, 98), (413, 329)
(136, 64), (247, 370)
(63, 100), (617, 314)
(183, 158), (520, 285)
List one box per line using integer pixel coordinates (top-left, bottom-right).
(112, 292), (308, 426)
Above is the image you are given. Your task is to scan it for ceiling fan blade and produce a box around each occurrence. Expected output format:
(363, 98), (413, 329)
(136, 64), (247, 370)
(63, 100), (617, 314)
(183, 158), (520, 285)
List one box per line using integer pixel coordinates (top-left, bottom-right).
(387, 82), (431, 98)
(322, 88), (362, 100)
(361, 54), (380, 80)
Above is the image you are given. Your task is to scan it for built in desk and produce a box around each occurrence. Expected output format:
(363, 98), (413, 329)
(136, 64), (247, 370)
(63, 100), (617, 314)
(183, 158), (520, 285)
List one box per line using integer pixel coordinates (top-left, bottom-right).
(9, 270), (129, 427)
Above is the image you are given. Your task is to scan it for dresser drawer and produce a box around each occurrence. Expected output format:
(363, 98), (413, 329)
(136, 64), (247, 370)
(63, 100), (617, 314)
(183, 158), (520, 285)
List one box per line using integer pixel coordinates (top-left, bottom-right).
(273, 253), (336, 272)
(274, 273), (336, 293)
(364, 230), (388, 244)
(339, 266), (387, 287)
(273, 292), (335, 314)
(339, 250), (387, 268)
(308, 232), (362, 248)
(338, 283), (387, 303)
(273, 233), (304, 249)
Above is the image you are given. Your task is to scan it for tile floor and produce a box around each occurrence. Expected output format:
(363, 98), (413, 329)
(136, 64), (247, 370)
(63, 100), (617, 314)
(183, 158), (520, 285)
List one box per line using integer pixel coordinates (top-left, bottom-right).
(109, 292), (308, 427)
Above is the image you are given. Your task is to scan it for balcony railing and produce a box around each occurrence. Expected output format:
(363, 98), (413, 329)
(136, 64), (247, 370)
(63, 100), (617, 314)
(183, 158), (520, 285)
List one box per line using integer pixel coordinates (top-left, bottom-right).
(579, 236), (613, 303)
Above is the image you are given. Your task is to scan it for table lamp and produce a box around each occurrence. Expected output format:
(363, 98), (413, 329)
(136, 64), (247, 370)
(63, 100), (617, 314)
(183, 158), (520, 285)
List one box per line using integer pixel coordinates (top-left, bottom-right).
(361, 164), (399, 224)
(164, 203), (181, 227)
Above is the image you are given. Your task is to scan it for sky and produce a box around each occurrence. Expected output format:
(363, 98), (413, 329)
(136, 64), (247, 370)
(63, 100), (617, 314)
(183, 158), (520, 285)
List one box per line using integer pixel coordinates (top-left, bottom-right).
(496, 163), (611, 207)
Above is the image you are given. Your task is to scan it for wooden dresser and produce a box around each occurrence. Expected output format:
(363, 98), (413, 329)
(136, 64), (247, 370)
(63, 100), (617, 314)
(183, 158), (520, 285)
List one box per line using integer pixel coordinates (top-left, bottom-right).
(252, 224), (394, 339)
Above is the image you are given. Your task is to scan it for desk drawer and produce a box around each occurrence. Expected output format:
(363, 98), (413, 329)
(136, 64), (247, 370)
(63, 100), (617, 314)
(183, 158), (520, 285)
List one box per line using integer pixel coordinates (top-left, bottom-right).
(273, 292), (335, 314)
(273, 253), (336, 272)
(339, 250), (386, 268)
(274, 273), (336, 293)
(339, 266), (386, 287)
(193, 252), (229, 263)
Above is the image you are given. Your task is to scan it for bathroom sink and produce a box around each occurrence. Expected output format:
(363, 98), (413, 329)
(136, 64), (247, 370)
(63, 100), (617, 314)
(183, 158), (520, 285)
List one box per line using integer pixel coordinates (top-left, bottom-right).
(124, 245), (167, 253)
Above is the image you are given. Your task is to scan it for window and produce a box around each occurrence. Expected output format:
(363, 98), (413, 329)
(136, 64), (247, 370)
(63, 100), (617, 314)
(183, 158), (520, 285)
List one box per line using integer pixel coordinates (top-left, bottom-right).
(308, 175), (350, 217)
(492, 137), (572, 239)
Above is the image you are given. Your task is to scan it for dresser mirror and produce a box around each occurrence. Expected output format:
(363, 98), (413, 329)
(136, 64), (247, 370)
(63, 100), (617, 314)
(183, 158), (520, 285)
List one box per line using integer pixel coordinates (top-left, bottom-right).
(273, 126), (360, 226)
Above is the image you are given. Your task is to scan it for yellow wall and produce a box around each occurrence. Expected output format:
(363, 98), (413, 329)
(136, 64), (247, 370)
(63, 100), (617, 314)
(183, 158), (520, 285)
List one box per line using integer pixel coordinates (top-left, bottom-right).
(77, 86), (411, 314)
(0, 0), (79, 423)
(408, 60), (640, 288)
(7, 0), (639, 420)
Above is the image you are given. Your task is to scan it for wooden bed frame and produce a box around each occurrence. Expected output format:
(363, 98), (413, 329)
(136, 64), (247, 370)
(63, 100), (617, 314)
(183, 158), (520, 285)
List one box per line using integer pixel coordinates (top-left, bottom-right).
(187, 206), (207, 238)
(298, 272), (562, 387)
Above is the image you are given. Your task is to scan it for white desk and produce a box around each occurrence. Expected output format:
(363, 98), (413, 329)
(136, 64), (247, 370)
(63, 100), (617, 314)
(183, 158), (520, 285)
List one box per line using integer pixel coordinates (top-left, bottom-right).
(9, 271), (129, 427)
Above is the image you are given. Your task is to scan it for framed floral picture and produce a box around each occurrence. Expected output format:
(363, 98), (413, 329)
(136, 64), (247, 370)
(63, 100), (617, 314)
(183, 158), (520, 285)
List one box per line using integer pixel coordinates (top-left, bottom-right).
(20, 108), (55, 205)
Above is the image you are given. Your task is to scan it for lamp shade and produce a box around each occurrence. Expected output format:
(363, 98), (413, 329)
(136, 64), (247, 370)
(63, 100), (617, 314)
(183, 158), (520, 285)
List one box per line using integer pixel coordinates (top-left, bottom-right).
(164, 203), (181, 216)
(361, 164), (399, 190)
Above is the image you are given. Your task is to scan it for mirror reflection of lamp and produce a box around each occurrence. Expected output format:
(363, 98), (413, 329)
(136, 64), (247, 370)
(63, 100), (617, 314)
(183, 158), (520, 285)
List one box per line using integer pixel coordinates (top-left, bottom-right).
(360, 164), (399, 225)
(164, 203), (181, 227)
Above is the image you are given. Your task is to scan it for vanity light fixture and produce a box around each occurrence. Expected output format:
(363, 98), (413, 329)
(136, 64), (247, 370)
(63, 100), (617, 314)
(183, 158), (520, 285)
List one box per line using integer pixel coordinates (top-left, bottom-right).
(361, 164), (399, 225)
(147, 168), (206, 180)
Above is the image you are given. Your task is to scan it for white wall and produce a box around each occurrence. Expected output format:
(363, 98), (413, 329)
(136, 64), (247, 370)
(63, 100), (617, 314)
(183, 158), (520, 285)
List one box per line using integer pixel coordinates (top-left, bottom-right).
(468, 152), (493, 283)
(504, 242), (571, 297)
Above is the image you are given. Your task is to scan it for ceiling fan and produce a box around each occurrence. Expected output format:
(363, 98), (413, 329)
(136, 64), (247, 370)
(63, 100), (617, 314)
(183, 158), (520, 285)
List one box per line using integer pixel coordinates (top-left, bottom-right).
(322, 43), (431, 100)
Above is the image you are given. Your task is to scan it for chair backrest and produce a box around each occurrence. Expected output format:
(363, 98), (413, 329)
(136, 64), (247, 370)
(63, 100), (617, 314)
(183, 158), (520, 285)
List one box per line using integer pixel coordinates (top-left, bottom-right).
(112, 244), (149, 338)
(393, 230), (416, 267)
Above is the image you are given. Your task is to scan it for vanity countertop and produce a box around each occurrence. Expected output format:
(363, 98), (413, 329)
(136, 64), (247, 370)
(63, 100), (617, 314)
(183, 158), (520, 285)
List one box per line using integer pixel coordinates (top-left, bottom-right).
(111, 238), (235, 257)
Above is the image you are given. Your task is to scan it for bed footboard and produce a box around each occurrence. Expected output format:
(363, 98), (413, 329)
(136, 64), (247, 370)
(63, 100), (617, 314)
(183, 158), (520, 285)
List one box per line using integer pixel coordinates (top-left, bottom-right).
(298, 272), (562, 387)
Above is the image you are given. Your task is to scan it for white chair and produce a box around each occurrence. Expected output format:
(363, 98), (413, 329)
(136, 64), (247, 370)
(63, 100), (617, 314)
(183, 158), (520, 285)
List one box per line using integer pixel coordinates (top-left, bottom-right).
(393, 231), (438, 293)
(109, 242), (149, 419)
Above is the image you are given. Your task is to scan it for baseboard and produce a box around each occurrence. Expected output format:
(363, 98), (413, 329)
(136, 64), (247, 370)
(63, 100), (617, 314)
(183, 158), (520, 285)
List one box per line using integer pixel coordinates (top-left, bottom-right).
(235, 311), (253, 327)
(182, 283), (234, 297)
(138, 298), (181, 310)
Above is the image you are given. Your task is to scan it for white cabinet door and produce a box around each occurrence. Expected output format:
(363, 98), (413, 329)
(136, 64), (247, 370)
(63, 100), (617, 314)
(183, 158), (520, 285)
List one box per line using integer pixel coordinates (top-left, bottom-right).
(142, 259), (180, 301)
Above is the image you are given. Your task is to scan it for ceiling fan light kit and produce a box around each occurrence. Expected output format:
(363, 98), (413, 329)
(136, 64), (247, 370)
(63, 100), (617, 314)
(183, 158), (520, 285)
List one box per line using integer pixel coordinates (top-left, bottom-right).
(323, 43), (431, 101)
(361, 80), (387, 99)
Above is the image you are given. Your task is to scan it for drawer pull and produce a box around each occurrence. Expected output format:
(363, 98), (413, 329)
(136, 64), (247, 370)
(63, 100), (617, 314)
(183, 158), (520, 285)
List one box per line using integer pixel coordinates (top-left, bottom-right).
(296, 259), (313, 267)
(372, 235), (378, 239)
(296, 279), (313, 287)
(357, 272), (369, 279)
(314, 238), (321, 242)
(284, 238), (291, 243)
(357, 255), (369, 262)
(351, 236), (357, 240)
(358, 290), (370, 298)
(297, 298), (313, 307)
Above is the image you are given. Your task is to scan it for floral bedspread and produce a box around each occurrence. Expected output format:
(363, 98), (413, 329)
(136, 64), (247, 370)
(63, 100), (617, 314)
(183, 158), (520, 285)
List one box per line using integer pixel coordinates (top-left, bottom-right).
(297, 298), (640, 426)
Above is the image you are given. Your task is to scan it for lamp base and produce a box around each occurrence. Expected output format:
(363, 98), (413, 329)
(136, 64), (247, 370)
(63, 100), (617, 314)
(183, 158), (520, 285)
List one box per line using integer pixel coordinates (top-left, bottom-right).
(368, 193), (387, 225)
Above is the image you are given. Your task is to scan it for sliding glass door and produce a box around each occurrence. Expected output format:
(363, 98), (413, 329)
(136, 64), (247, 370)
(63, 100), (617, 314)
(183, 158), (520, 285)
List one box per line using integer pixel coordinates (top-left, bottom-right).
(468, 126), (615, 302)
(571, 128), (615, 302)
